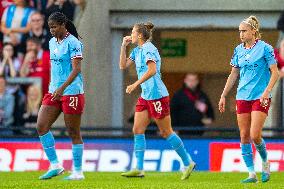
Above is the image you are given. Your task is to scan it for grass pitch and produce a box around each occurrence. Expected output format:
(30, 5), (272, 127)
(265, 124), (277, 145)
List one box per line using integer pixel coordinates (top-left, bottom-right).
(0, 172), (283, 189)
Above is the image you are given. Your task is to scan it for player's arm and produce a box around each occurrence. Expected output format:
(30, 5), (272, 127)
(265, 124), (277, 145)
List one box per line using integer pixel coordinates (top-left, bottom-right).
(219, 67), (239, 113)
(266, 64), (279, 92)
(51, 58), (81, 100)
(126, 61), (156, 94)
(260, 64), (279, 105)
(119, 36), (133, 69)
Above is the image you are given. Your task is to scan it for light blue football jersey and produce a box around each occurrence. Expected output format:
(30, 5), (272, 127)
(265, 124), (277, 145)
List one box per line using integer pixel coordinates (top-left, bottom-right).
(129, 41), (169, 100)
(230, 40), (276, 100)
(49, 33), (84, 95)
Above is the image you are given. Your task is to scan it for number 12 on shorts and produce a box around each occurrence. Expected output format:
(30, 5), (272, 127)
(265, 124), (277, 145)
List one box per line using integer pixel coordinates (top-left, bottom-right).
(152, 101), (162, 114)
(69, 96), (78, 110)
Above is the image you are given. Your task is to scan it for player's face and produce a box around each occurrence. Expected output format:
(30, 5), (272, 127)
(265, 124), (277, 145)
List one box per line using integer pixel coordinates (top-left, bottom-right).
(131, 26), (142, 44)
(239, 23), (255, 43)
(48, 20), (65, 38)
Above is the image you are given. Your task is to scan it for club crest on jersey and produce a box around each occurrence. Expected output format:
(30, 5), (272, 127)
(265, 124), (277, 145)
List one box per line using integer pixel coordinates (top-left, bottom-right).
(54, 48), (58, 54)
(245, 54), (250, 59)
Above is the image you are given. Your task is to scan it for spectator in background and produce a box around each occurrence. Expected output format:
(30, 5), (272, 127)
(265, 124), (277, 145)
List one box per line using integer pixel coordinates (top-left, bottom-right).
(29, 0), (48, 12)
(275, 39), (284, 77)
(19, 11), (51, 56)
(264, 39), (284, 134)
(0, 43), (21, 77)
(44, 0), (75, 23)
(171, 73), (214, 136)
(0, 0), (14, 47)
(72, 0), (85, 27)
(1, 0), (34, 46)
(0, 76), (15, 135)
(21, 84), (41, 132)
(277, 11), (284, 48)
(20, 37), (50, 95)
(0, 0), (14, 17)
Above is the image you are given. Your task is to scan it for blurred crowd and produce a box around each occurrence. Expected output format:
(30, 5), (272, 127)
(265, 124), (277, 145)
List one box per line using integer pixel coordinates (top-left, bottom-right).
(0, 0), (85, 135)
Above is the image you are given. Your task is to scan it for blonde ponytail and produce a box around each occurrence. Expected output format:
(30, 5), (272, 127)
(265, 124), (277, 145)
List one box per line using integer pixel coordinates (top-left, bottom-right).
(242, 15), (261, 39)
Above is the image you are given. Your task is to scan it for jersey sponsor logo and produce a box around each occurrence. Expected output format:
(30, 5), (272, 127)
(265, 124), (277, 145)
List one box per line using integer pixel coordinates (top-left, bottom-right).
(244, 63), (258, 70)
(210, 143), (284, 172)
(50, 58), (63, 64)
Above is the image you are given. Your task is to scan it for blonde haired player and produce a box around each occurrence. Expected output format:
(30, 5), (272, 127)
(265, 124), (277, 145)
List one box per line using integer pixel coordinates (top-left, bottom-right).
(219, 16), (279, 183)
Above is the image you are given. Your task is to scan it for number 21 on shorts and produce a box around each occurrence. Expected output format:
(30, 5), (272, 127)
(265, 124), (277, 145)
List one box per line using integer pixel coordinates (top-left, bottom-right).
(69, 96), (78, 110)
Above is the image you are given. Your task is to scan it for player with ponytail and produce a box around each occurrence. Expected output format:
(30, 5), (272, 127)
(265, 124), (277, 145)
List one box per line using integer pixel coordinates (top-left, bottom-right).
(37, 12), (85, 180)
(219, 15), (279, 183)
(119, 22), (196, 180)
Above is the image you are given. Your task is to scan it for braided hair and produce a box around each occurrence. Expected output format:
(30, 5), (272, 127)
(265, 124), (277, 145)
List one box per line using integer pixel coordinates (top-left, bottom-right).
(48, 12), (80, 39)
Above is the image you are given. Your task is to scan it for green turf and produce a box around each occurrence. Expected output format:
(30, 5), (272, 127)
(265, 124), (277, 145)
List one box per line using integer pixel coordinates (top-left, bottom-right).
(0, 172), (283, 189)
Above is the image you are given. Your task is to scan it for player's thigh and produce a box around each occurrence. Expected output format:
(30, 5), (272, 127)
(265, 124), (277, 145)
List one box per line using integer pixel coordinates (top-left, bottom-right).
(133, 110), (151, 134)
(237, 113), (251, 143)
(64, 114), (82, 133)
(250, 111), (267, 142)
(37, 105), (61, 135)
(154, 115), (174, 138)
(61, 94), (84, 133)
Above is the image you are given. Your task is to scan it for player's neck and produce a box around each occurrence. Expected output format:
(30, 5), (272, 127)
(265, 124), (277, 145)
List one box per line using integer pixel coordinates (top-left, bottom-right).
(57, 31), (68, 43)
(138, 40), (146, 47)
(244, 38), (256, 49)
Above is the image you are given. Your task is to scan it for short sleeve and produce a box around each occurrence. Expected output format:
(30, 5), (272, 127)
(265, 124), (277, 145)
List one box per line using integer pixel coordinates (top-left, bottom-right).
(70, 39), (83, 60)
(230, 48), (239, 68)
(144, 51), (156, 64)
(129, 49), (135, 62)
(264, 44), (277, 67)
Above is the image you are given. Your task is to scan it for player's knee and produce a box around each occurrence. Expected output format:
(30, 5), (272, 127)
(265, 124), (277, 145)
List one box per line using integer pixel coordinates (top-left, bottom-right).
(159, 129), (171, 138)
(132, 127), (144, 134)
(36, 123), (49, 136)
(240, 133), (250, 143)
(250, 133), (261, 144)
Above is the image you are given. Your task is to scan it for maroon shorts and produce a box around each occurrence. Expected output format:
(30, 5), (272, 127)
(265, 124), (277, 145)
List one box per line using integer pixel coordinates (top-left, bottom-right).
(42, 93), (85, 114)
(135, 96), (170, 119)
(236, 99), (271, 115)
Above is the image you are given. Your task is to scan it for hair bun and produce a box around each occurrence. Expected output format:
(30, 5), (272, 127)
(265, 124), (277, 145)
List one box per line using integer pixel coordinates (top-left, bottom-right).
(144, 22), (154, 31)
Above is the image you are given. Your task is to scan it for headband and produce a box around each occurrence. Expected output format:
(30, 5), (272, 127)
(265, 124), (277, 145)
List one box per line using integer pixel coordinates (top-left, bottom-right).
(242, 20), (257, 30)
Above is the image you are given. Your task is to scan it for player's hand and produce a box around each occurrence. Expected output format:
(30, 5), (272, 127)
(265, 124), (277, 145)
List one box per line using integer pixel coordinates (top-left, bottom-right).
(122, 36), (132, 47)
(218, 96), (226, 113)
(126, 83), (138, 94)
(51, 87), (64, 101)
(260, 90), (270, 107)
